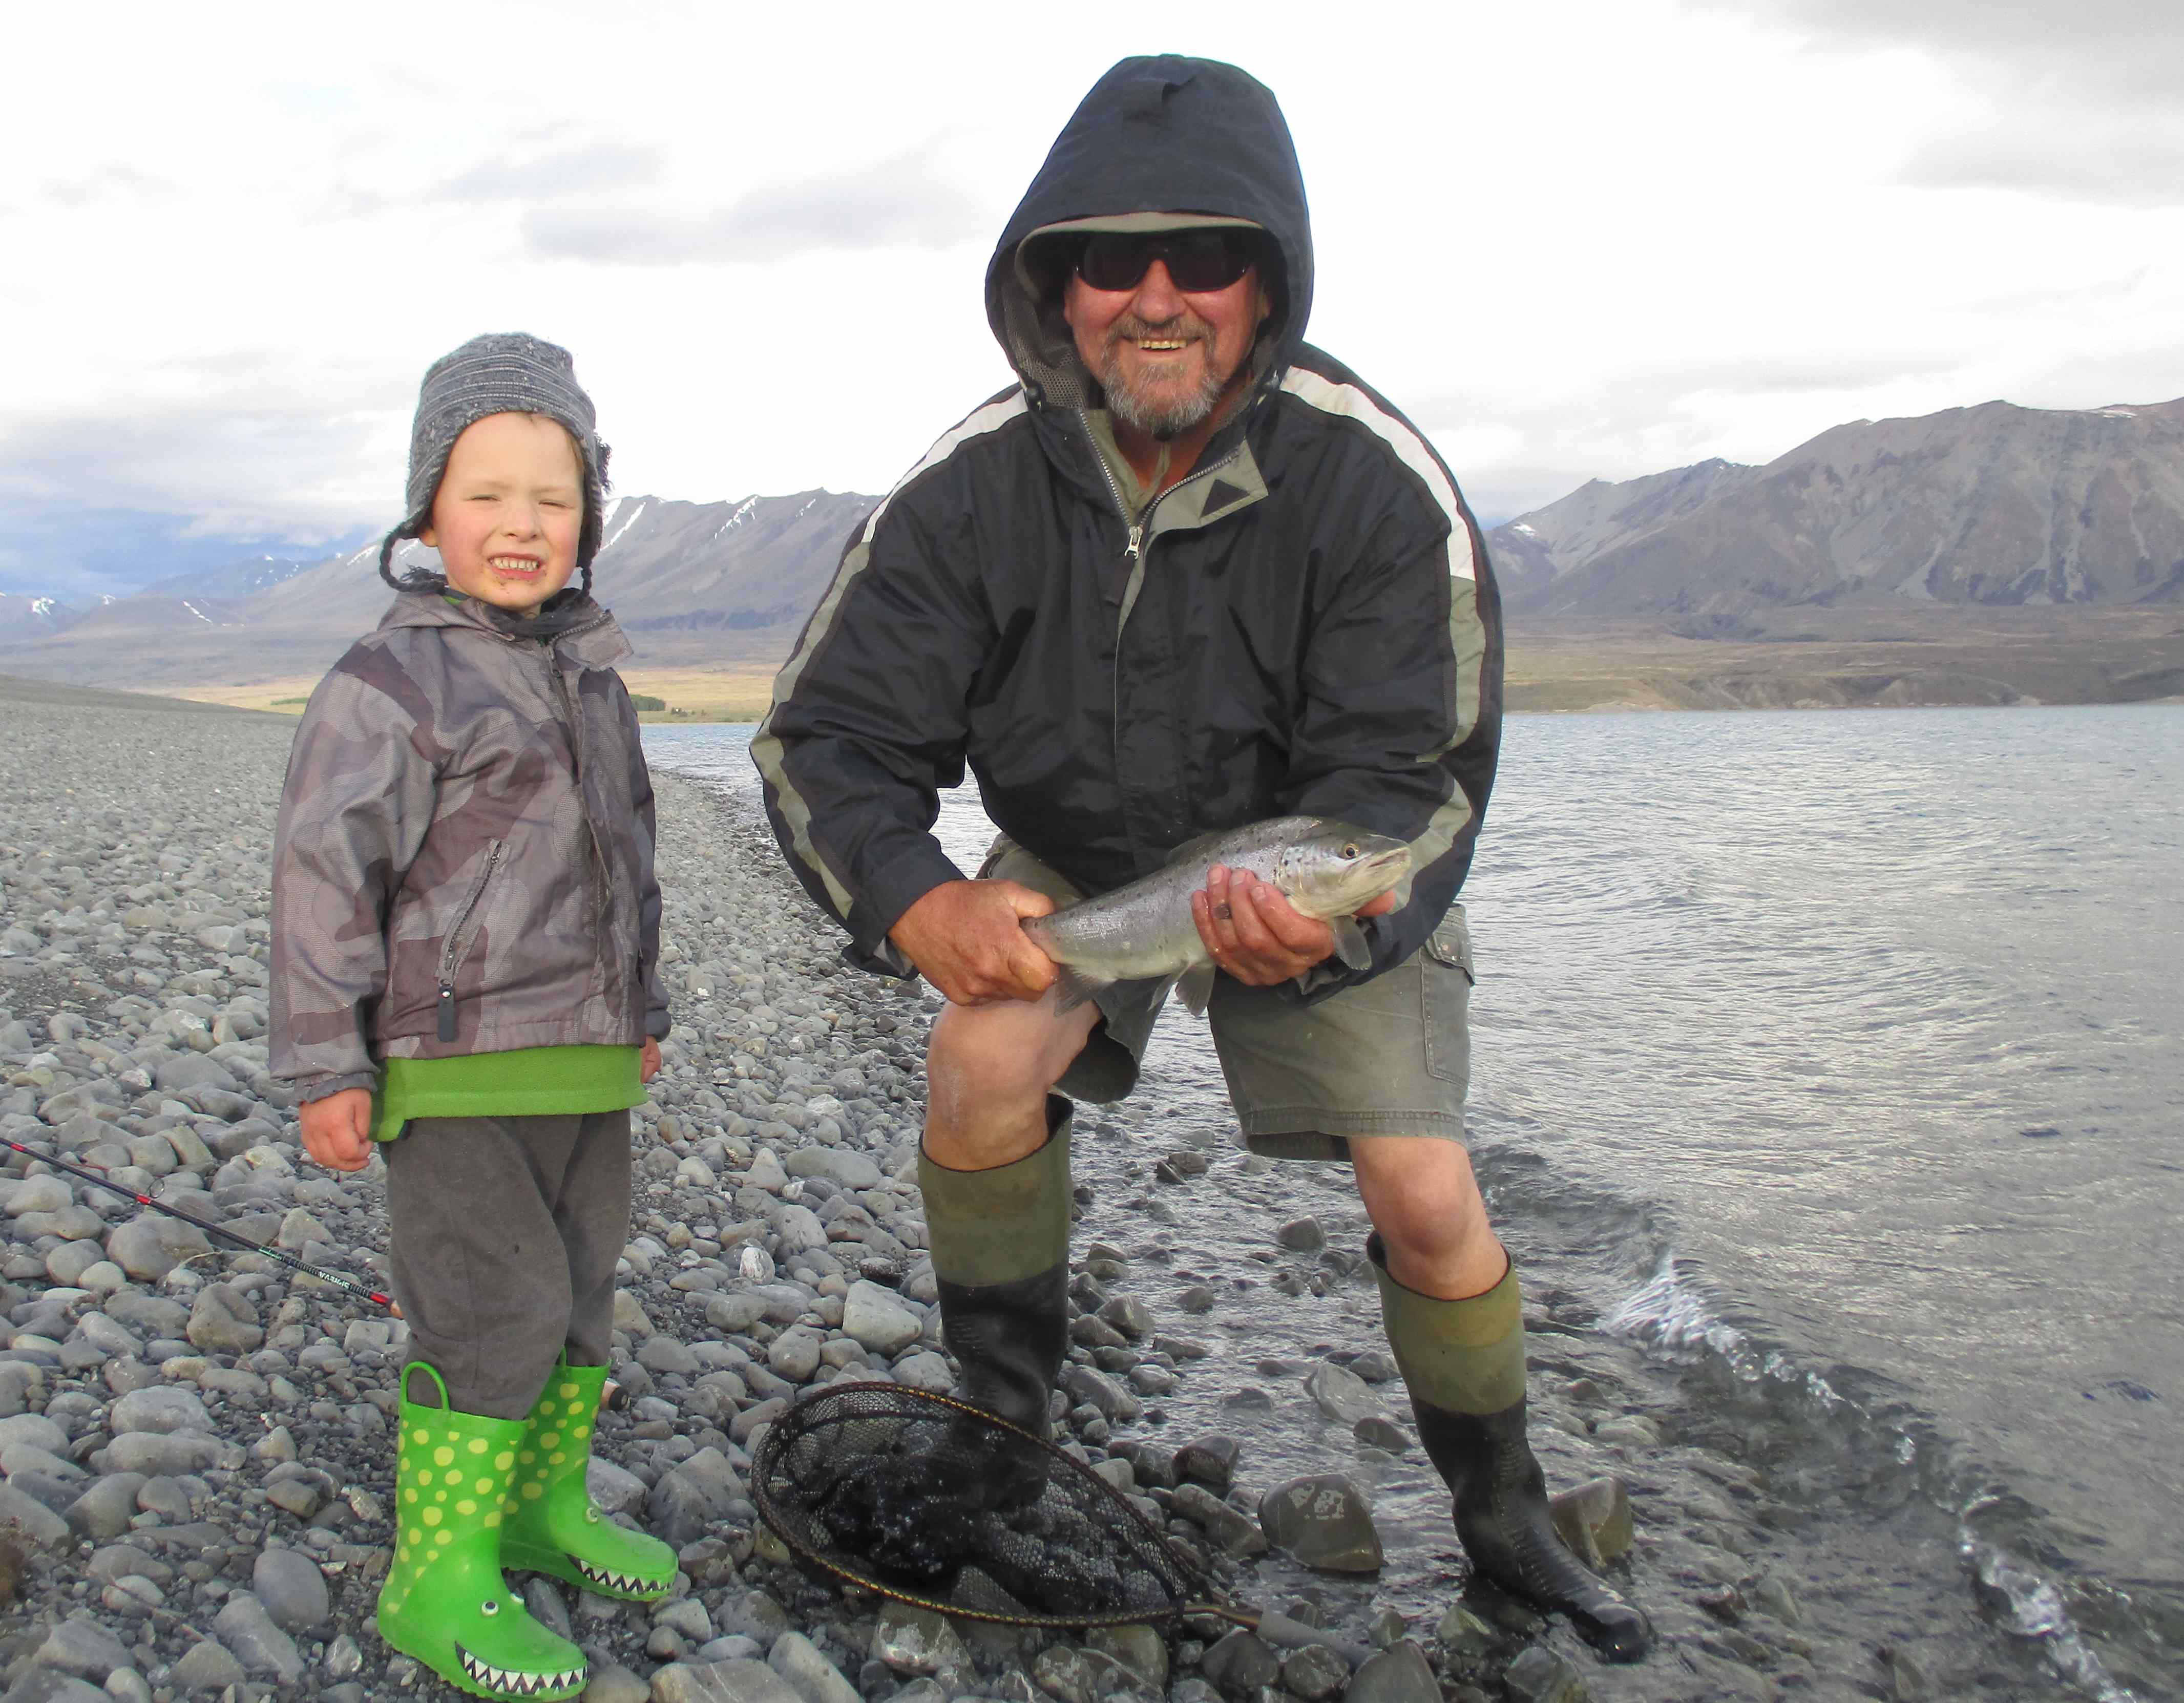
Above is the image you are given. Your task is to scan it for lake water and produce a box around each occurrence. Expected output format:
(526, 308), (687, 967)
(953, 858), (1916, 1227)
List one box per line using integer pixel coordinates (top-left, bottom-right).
(647, 706), (2184, 1695)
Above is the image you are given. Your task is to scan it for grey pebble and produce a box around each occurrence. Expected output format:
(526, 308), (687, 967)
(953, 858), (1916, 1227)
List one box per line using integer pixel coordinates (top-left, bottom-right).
(34, 1617), (133, 1681)
(1502, 1645), (1591, 1703)
(212, 1590), (304, 1681)
(1345, 1641), (1443, 1703)
(166, 1638), (248, 1696)
(650, 1658), (804, 1703)
(250, 1546), (328, 1631)
(63, 1472), (147, 1540)
(582, 1663), (649, 1703)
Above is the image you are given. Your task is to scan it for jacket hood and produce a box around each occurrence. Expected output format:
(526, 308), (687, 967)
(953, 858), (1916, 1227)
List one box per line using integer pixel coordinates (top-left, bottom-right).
(374, 587), (633, 666)
(984, 56), (1314, 413)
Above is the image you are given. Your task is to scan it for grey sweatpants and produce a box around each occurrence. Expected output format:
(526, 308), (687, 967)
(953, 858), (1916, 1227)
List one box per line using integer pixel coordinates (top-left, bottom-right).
(383, 1109), (632, 1419)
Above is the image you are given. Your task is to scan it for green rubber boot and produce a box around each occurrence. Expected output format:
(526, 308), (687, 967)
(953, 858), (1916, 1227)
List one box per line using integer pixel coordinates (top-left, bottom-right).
(377, 1363), (588, 1700)
(922, 1096), (1074, 1436)
(499, 1358), (677, 1600)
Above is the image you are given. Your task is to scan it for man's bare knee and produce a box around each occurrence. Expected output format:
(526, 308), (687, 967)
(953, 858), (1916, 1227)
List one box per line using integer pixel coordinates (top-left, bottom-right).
(929, 999), (1084, 1097)
(1352, 1136), (1506, 1297)
(924, 994), (1097, 1160)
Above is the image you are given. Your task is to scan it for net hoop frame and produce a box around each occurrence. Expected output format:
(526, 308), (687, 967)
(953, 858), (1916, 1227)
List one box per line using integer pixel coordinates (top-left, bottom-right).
(750, 1381), (1217, 1630)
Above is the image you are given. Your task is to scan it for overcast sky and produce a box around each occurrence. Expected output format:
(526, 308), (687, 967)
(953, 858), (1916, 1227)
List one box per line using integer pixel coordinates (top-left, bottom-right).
(4, 0), (2179, 598)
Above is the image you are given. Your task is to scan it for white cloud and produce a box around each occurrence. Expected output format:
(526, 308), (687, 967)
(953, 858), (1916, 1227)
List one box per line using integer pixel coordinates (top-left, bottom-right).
(520, 134), (1000, 264)
(1686, 0), (2184, 206)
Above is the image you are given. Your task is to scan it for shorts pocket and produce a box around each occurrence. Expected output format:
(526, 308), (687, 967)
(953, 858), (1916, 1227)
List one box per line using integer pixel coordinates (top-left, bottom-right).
(1422, 905), (1474, 1089)
(1423, 906), (1475, 983)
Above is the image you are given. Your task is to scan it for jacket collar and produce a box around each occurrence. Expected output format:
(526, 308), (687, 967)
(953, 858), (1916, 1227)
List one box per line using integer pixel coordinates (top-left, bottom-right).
(374, 588), (633, 668)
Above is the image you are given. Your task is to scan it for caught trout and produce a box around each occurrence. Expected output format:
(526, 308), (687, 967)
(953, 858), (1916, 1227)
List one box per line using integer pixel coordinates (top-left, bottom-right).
(1021, 817), (1413, 1016)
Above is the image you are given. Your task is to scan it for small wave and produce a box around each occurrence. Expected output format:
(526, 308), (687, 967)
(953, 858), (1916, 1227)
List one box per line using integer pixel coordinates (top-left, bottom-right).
(1606, 1256), (2145, 1700)
(1603, 1255), (1842, 1403)
(1964, 1530), (2137, 1703)
(1605, 1257), (1753, 1366)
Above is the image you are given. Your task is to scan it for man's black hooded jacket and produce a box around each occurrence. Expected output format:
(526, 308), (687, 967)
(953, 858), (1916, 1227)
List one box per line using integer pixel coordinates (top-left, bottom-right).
(755, 55), (1503, 1001)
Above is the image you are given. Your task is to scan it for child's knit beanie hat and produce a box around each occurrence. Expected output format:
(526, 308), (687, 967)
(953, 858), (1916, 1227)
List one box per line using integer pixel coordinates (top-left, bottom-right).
(378, 332), (613, 592)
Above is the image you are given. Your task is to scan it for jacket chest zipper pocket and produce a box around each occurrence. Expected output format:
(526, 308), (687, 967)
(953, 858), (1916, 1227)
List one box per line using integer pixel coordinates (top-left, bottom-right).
(436, 839), (505, 1041)
(549, 661), (613, 940)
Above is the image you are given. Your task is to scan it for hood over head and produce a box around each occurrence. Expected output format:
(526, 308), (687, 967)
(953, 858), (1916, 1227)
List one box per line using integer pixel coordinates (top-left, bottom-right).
(985, 56), (1314, 414)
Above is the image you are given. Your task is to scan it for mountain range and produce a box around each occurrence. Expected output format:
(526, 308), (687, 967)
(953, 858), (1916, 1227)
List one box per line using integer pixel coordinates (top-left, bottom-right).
(1, 394), (2178, 695)
(1486, 397), (2184, 627)
(0, 492), (879, 691)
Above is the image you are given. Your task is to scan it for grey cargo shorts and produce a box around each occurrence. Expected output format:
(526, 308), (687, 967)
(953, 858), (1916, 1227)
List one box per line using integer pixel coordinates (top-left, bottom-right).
(981, 836), (1477, 1163)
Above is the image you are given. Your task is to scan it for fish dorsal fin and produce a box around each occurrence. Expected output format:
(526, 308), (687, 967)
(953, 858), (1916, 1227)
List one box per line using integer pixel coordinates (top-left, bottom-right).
(1162, 828), (1234, 871)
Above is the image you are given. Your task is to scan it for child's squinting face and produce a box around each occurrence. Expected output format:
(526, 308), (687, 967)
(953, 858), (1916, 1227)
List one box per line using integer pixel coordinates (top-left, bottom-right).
(421, 413), (583, 616)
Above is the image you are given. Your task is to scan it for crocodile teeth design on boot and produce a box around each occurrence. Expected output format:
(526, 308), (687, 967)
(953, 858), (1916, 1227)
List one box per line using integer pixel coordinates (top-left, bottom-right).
(377, 1362), (588, 1701)
(455, 1648), (587, 1697)
(498, 1359), (676, 1602)
(1370, 1235), (1654, 1663)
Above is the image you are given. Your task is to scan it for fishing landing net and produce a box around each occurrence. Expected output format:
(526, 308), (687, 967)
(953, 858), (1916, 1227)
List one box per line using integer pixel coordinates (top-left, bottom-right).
(751, 1383), (1212, 1629)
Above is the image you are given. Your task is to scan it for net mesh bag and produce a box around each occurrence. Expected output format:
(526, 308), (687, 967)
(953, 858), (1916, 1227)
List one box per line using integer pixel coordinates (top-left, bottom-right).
(751, 1383), (1210, 1628)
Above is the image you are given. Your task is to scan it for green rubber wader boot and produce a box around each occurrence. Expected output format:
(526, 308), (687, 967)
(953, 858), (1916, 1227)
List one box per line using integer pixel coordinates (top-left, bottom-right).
(922, 1096), (1074, 1436)
(499, 1358), (677, 1600)
(377, 1362), (589, 1700)
(1370, 1235), (1655, 1663)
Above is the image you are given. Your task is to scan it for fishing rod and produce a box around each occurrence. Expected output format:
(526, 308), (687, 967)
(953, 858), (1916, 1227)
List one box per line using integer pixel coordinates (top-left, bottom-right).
(0, 1133), (394, 1311)
(2, 1132), (636, 1411)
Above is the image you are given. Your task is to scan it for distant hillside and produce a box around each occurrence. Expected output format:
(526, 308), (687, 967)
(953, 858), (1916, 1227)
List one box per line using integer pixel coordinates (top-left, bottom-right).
(139, 554), (315, 603)
(0, 491), (879, 690)
(7, 392), (2183, 703)
(1489, 397), (2184, 624)
(0, 592), (97, 643)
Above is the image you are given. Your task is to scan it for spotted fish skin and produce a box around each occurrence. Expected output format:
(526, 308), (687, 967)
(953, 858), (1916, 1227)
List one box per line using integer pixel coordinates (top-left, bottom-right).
(1022, 816), (1413, 1014)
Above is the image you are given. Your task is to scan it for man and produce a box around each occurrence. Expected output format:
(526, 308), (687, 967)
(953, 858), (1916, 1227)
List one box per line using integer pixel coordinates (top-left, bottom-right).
(756, 56), (1650, 1661)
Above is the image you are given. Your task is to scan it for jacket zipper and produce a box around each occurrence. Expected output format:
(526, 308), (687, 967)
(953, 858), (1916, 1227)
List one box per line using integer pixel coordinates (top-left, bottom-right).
(1079, 409), (1147, 565)
(1084, 419), (1254, 859)
(436, 838), (505, 1041)
(1082, 413), (1154, 825)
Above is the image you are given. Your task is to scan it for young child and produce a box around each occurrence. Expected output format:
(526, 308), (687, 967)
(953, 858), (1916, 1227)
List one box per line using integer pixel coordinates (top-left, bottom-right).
(271, 333), (675, 1701)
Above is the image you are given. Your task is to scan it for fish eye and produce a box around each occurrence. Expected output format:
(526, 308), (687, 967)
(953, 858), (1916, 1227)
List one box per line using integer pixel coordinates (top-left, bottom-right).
(1340, 843), (1359, 858)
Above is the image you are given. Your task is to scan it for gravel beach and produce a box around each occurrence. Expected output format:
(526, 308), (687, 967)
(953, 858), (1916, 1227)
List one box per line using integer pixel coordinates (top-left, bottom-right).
(0, 677), (2001, 1703)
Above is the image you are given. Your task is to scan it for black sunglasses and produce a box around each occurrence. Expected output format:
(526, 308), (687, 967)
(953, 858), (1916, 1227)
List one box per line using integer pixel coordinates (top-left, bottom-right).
(1076, 229), (1257, 293)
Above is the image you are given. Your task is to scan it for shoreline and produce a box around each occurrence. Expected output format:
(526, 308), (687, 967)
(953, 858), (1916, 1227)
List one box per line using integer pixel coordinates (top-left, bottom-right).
(11, 598), (2182, 719)
(0, 689), (2150, 1702)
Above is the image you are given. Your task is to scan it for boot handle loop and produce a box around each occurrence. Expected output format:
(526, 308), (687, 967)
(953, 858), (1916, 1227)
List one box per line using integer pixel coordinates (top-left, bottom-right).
(401, 1359), (452, 1411)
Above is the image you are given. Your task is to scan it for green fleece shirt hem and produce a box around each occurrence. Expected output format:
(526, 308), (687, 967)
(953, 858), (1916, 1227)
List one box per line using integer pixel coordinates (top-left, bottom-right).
(372, 1045), (645, 1142)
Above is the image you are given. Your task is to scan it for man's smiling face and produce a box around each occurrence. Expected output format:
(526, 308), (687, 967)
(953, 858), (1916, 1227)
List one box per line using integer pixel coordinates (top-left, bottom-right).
(1063, 238), (1270, 441)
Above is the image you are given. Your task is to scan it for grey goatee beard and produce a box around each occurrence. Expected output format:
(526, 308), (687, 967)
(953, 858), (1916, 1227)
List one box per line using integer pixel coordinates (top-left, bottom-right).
(1096, 318), (1231, 440)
